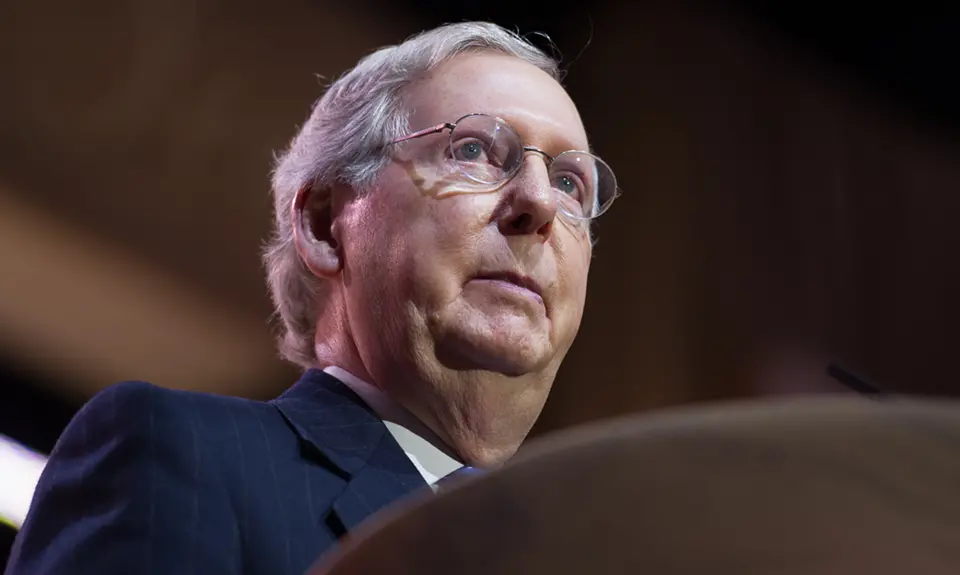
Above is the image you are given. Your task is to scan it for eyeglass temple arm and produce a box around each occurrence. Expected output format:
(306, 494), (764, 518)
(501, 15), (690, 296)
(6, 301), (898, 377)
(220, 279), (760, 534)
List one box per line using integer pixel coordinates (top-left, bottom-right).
(391, 122), (455, 144)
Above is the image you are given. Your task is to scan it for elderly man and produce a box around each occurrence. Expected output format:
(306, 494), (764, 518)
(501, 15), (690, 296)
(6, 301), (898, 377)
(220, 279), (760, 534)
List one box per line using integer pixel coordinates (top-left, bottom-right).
(7, 21), (618, 575)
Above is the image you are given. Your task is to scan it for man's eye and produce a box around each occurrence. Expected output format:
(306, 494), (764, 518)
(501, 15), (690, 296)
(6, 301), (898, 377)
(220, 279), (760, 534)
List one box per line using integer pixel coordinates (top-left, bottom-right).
(453, 140), (487, 162)
(553, 173), (584, 199)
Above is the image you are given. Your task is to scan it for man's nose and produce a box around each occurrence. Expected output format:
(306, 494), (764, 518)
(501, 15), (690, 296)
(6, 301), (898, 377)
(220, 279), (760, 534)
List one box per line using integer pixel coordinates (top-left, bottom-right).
(496, 154), (558, 240)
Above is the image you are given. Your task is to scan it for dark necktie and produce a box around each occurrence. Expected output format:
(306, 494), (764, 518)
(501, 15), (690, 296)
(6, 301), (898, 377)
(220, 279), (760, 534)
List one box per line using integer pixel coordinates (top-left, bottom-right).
(435, 466), (483, 492)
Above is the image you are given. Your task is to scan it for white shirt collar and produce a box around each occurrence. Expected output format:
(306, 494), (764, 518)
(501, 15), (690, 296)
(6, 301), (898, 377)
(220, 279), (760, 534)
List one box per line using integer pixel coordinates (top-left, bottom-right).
(323, 366), (462, 486)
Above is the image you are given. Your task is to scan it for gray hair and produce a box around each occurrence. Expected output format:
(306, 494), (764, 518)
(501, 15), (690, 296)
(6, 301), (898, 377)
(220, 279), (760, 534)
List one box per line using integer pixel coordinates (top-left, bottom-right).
(264, 21), (563, 368)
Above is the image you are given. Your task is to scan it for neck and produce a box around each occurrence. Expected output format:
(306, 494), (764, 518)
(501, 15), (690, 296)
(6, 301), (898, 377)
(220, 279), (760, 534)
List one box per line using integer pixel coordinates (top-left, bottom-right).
(313, 297), (375, 385)
(313, 301), (555, 468)
(425, 368), (553, 466)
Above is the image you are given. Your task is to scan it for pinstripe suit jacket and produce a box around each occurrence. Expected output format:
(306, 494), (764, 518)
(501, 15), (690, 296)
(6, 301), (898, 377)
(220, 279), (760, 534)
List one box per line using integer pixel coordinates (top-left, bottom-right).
(6, 369), (430, 575)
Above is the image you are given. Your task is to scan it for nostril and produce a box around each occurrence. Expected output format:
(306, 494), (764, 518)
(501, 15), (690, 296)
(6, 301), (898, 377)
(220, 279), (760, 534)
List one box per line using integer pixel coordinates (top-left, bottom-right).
(511, 213), (532, 230)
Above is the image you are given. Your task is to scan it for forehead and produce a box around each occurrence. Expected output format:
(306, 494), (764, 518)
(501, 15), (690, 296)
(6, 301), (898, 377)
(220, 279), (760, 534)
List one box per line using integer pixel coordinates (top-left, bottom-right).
(403, 52), (589, 152)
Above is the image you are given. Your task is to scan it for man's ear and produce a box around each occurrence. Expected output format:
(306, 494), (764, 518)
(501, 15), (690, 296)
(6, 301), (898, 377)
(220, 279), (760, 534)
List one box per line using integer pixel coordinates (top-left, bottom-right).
(292, 184), (341, 278)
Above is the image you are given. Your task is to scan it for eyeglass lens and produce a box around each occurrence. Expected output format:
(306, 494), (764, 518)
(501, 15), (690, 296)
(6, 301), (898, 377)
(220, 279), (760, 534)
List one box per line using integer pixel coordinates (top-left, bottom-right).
(448, 115), (617, 220)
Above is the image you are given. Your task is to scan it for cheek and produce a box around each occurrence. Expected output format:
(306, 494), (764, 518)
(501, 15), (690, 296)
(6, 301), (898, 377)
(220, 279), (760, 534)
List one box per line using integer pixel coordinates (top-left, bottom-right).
(430, 194), (493, 245)
(553, 227), (592, 313)
(397, 195), (494, 307)
(415, 198), (487, 269)
(356, 171), (498, 286)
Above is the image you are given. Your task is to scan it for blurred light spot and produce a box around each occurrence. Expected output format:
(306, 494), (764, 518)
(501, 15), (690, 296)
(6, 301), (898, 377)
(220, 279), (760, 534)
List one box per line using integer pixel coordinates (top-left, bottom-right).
(0, 434), (47, 529)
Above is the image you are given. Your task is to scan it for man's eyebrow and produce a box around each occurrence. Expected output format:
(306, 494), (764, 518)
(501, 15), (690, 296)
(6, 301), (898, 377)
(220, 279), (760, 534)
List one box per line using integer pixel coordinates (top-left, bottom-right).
(500, 112), (588, 152)
(537, 131), (590, 156)
(556, 127), (593, 154)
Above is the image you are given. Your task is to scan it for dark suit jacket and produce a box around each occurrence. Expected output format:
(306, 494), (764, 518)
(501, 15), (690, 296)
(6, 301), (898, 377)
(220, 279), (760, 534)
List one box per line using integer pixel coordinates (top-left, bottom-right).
(6, 370), (430, 575)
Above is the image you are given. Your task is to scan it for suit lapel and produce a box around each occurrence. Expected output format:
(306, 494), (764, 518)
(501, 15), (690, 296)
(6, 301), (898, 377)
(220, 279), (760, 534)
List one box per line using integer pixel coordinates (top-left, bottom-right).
(330, 428), (428, 532)
(271, 369), (428, 533)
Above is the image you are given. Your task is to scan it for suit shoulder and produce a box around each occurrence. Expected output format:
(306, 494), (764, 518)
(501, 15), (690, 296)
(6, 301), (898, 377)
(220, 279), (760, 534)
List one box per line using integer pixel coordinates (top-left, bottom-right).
(86, 380), (269, 419)
(74, 380), (189, 431)
(63, 381), (263, 447)
(12, 381), (247, 574)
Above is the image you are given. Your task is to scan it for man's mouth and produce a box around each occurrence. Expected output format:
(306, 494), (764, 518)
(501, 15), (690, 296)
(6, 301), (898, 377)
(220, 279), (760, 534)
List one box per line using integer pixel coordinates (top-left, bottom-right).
(471, 272), (544, 305)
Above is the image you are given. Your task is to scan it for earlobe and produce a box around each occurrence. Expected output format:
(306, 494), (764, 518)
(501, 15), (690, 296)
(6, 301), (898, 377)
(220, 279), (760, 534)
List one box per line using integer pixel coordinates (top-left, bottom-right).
(292, 185), (342, 278)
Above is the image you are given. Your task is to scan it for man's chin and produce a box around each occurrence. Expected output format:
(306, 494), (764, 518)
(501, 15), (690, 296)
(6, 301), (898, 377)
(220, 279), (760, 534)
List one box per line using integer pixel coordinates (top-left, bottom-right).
(434, 333), (553, 376)
(477, 345), (551, 377)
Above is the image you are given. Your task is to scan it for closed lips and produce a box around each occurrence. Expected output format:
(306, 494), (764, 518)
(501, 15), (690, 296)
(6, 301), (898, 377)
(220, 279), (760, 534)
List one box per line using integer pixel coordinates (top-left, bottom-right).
(473, 272), (542, 298)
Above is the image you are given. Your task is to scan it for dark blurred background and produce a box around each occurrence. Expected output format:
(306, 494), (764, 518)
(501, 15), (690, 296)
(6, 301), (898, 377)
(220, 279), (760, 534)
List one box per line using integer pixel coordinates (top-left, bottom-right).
(2, 0), (958, 563)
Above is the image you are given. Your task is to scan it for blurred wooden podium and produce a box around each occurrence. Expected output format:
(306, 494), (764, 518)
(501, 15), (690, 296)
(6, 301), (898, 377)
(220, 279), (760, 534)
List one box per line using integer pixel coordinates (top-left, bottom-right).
(311, 397), (960, 574)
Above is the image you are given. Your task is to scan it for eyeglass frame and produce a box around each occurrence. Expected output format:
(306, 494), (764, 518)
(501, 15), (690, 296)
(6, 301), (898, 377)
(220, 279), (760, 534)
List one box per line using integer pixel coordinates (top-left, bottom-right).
(388, 113), (620, 221)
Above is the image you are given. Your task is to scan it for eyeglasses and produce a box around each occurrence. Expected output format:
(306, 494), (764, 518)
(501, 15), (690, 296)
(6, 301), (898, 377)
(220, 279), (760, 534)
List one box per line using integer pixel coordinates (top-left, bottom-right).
(391, 113), (620, 221)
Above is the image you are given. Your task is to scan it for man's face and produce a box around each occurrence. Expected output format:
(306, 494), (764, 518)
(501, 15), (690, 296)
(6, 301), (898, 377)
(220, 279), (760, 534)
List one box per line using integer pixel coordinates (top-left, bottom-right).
(334, 52), (592, 455)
